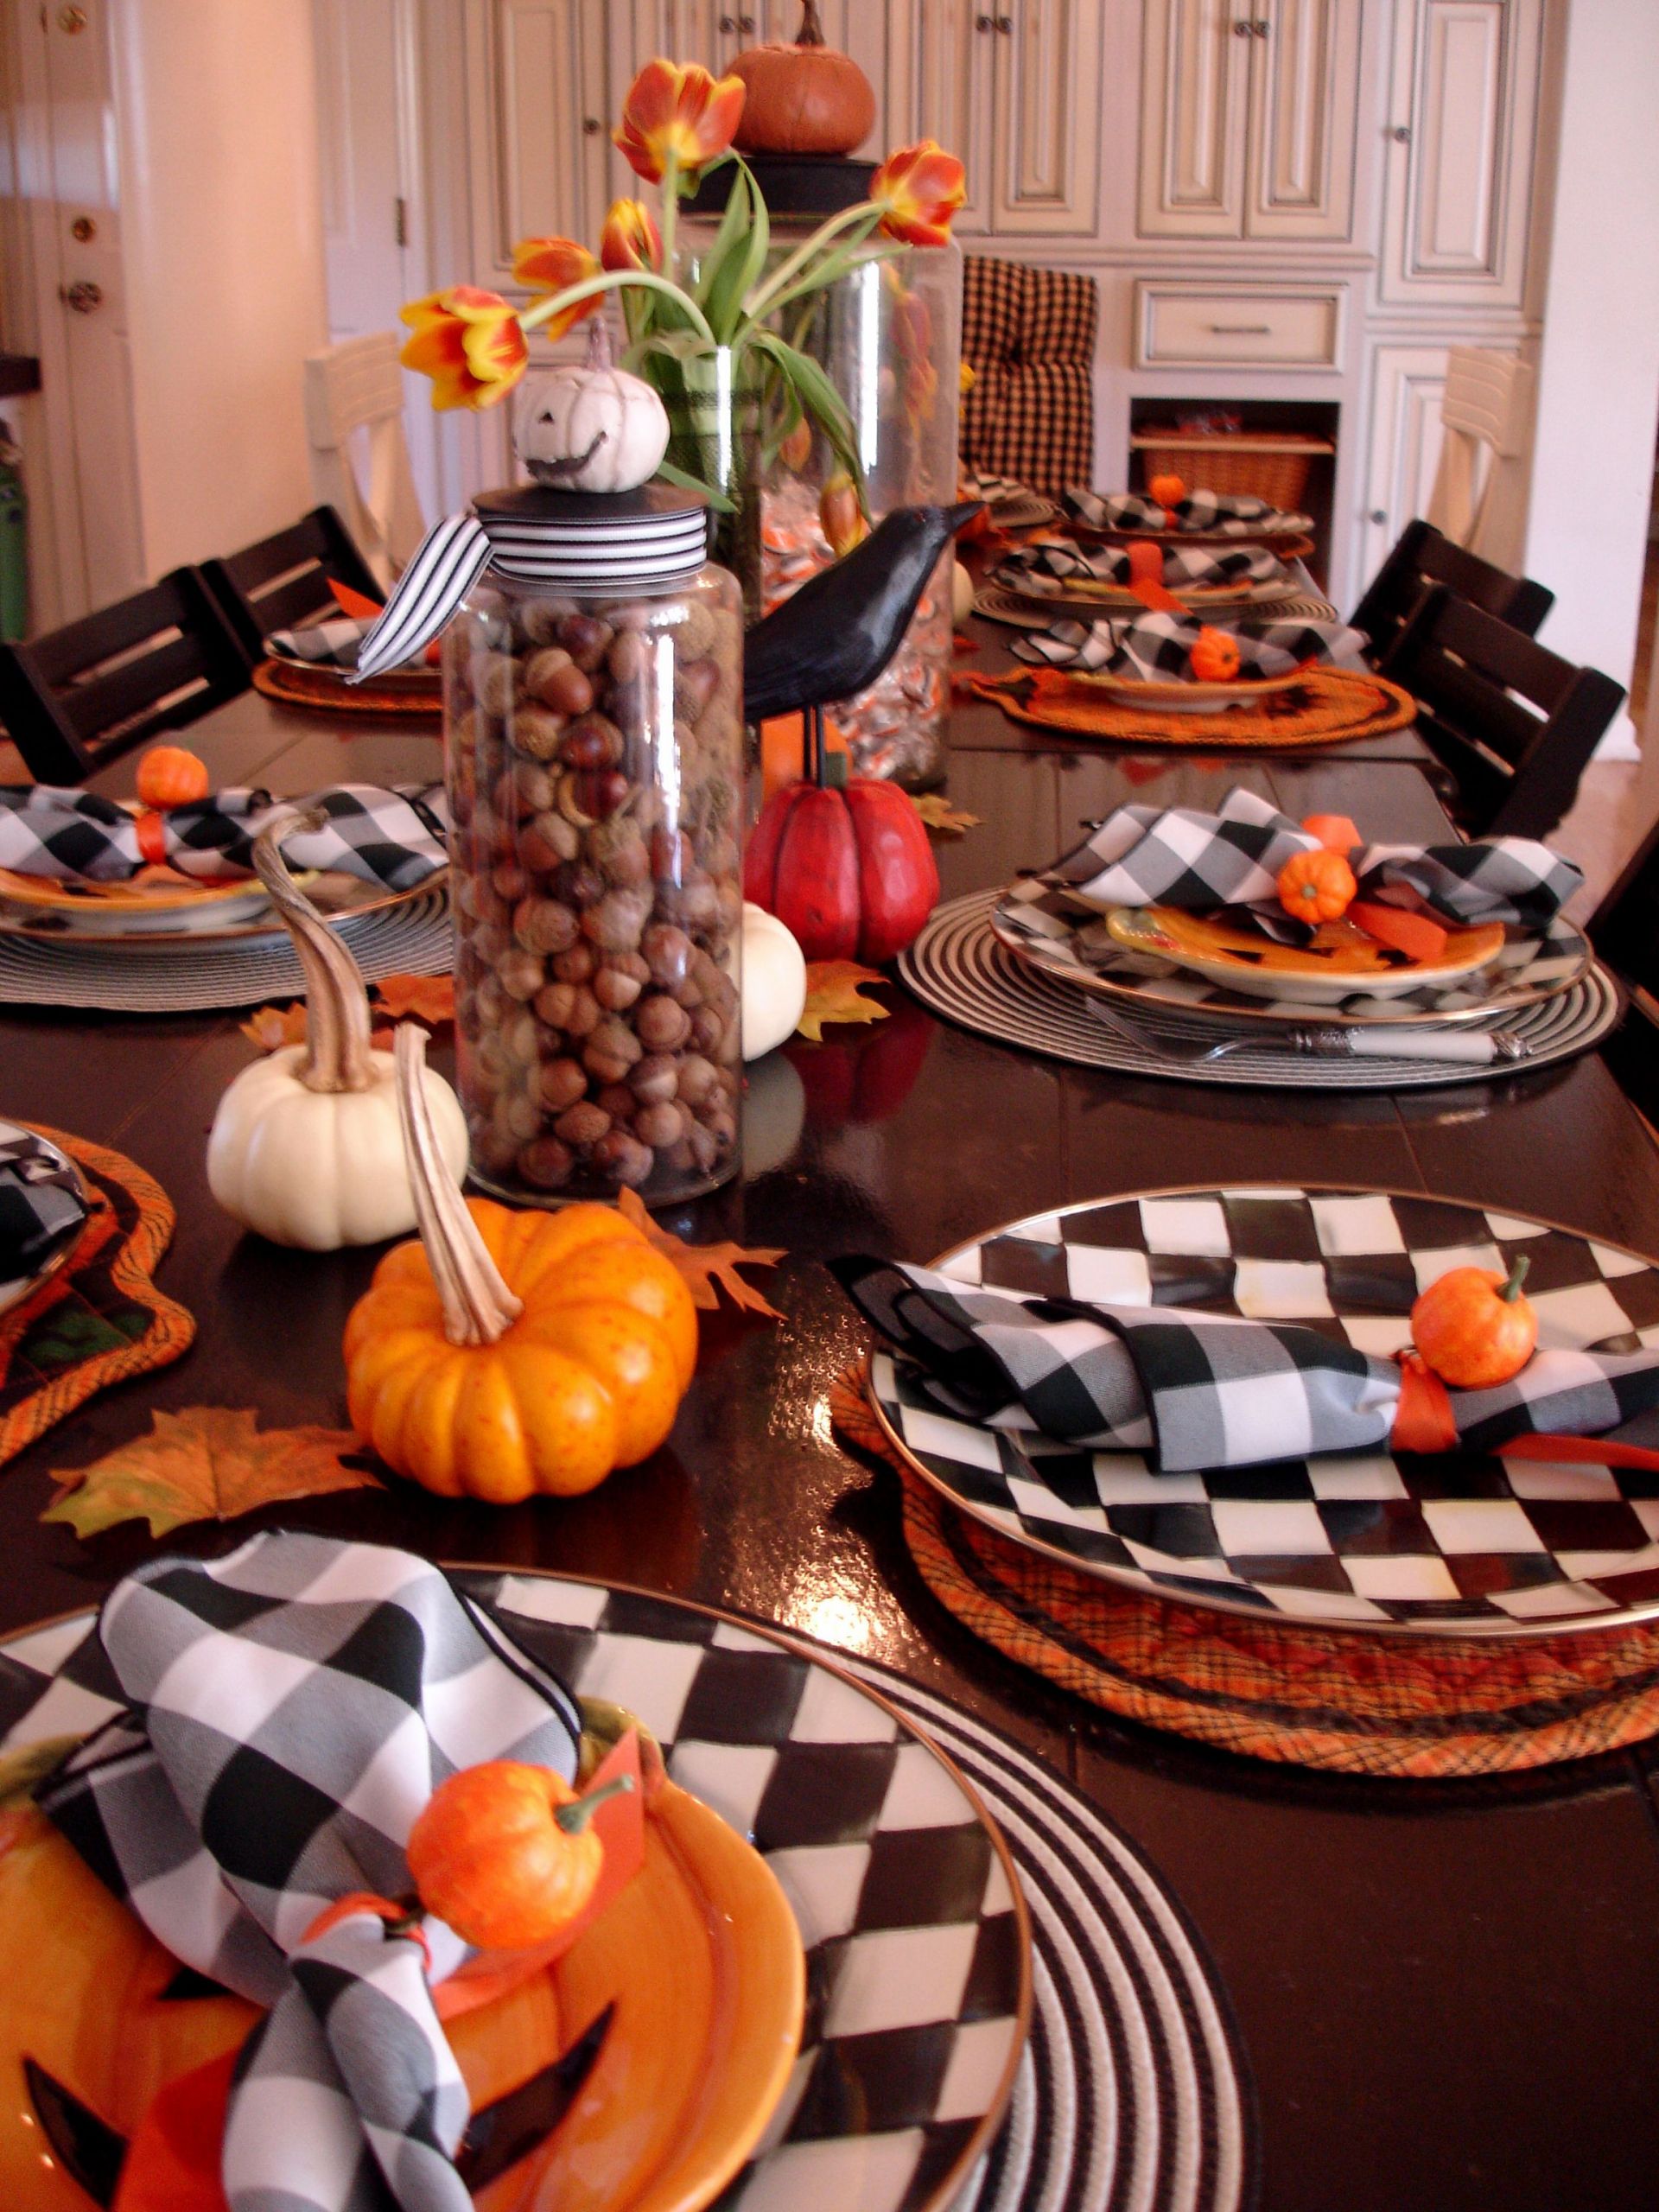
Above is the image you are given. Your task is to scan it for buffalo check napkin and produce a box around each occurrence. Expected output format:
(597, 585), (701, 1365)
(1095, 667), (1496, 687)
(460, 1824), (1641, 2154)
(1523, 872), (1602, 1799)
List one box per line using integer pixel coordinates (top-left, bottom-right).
(1065, 486), (1313, 537)
(1011, 607), (1370, 682)
(1037, 785), (1582, 932)
(0, 783), (450, 891)
(995, 536), (1290, 595)
(267, 614), (380, 670)
(836, 1259), (1659, 1475)
(41, 1532), (583, 2212)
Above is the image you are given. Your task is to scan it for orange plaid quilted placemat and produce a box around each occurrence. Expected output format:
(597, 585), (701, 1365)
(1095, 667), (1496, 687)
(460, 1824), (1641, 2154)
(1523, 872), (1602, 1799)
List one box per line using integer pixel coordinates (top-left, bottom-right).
(1, 1126), (194, 1469)
(830, 1369), (1659, 1779)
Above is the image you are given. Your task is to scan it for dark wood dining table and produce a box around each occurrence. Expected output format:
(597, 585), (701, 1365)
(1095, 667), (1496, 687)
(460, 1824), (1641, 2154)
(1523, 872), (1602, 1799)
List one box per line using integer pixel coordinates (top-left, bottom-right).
(6, 631), (1659, 2212)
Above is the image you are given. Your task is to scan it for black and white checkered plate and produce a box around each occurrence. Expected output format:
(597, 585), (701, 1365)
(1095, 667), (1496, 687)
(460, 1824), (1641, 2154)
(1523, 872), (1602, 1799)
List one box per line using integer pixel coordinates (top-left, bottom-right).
(868, 1188), (1659, 1638)
(0, 1121), (86, 1319)
(974, 585), (1344, 632)
(993, 880), (1592, 1028)
(0, 1572), (1253, 2212)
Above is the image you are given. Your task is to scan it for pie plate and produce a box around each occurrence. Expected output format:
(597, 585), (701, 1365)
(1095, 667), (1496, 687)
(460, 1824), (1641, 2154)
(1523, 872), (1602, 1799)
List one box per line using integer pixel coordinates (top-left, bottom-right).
(0, 1571), (1028, 2212)
(866, 1186), (1659, 1638)
(1105, 904), (1509, 1003)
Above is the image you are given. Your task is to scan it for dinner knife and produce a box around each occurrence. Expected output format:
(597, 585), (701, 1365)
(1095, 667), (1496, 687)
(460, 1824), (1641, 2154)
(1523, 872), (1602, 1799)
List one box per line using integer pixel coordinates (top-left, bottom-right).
(1285, 1025), (1527, 1064)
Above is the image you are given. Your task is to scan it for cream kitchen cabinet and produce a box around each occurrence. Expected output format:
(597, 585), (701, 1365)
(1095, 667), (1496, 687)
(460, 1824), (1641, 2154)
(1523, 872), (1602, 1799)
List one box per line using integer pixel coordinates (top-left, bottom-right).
(465, 0), (614, 284)
(1357, 341), (1448, 579)
(886, 0), (1103, 239)
(1138, 0), (1363, 243)
(1377, 0), (1542, 309)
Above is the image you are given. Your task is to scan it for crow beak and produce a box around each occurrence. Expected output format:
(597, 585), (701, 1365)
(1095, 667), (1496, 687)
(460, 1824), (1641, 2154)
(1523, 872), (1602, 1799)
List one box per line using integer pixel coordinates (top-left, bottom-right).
(945, 500), (986, 537)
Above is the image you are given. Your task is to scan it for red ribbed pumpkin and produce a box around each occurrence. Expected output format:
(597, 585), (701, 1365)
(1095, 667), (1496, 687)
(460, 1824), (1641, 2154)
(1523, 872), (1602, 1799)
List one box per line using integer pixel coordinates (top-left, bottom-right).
(745, 770), (939, 964)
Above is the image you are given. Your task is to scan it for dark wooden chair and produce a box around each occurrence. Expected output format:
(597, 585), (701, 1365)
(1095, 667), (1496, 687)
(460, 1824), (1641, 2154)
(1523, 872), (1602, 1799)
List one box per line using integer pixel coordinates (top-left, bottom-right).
(1590, 807), (1659, 1125)
(1376, 586), (1625, 839)
(0, 568), (253, 783)
(1352, 518), (1554, 666)
(199, 505), (380, 660)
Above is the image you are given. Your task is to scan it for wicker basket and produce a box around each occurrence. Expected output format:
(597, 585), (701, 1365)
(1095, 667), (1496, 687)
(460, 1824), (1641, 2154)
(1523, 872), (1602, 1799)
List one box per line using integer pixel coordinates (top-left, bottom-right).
(1132, 432), (1327, 513)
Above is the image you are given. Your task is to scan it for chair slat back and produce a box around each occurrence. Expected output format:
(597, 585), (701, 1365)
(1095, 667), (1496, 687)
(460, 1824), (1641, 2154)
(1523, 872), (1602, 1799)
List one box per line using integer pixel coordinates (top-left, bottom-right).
(200, 505), (379, 659)
(305, 337), (427, 587)
(1352, 518), (1553, 666)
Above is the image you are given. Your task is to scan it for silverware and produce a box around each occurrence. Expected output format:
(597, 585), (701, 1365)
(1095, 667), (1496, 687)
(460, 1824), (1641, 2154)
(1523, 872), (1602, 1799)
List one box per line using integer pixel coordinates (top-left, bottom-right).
(1084, 998), (1529, 1066)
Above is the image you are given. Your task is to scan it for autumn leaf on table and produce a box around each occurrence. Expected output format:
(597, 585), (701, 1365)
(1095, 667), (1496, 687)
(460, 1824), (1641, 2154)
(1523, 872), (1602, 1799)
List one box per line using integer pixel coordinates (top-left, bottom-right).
(615, 1189), (785, 1320)
(44, 1407), (383, 1540)
(373, 973), (456, 1027)
(911, 791), (982, 837)
(797, 962), (892, 1045)
(239, 1002), (308, 1052)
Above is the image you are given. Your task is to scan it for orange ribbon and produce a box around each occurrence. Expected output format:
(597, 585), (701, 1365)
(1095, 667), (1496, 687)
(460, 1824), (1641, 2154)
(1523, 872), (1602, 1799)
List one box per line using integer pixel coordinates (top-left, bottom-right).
(134, 809), (168, 866)
(1390, 1351), (1459, 1454)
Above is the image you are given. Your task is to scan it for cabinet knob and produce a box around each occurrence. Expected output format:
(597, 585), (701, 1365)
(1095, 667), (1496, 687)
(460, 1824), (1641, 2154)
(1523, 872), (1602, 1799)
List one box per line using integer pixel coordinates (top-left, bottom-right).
(718, 12), (737, 29)
(1369, 510), (1388, 526)
(1253, 16), (1270, 33)
(60, 279), (103, 314)
(1389, 124), (1412, 143)
(582, 117), (601, 136)
(976, 12), (995, 29)
(996, 12), (1014, 29)
(1233, 17), (1253, 31)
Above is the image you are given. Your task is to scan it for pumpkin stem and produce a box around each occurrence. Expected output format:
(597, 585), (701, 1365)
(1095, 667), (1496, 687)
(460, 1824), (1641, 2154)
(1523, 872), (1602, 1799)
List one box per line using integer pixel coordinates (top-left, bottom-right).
(252, 806), (377, 1095)
(1499, 1255), (1531, 1304)
(584, 315), (614, 373)
(798, 0), (826, 44)
(552, 1772), (634, 1834)
(394, 1026), (523, 1345)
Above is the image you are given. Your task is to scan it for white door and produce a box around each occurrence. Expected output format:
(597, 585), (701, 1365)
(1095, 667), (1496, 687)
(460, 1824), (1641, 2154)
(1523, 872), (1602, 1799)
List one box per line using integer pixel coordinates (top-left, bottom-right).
(887, 0), (995, 238)
(1243, 0), (1362, 240)
(1137, 0), (1251, 238)
(313, 0), (413, 341)
(1357, 342), (1447, 585)
(989, 0), (1103, 237)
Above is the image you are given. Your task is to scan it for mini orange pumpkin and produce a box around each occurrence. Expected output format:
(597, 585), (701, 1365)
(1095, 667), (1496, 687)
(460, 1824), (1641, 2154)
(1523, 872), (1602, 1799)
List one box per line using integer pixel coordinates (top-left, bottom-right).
(1412, 1256), (1537, 1389)
(1189, 626), (1242, 683)
(1147, 473), (1187, 509)
(343, 1031), (697, 1501)
(1277, 848), (1357, 924)
(1302, 812), (1361, 854)
(409, 1762), (632, 1951)
(135, 745), (210, 809)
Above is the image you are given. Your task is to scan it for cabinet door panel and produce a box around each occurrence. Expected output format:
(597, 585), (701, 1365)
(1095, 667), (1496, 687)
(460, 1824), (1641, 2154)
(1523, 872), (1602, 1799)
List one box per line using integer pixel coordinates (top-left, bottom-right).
(1244, 0), (1361, 239)
(1138, 0), (1249, 238)
(476, 0), (610, 281)
(990, 0), (1102, 236)
(1380, 0), (1541, 307)
(887, 0), (993, 235)
(1358, 344), (1447, 585)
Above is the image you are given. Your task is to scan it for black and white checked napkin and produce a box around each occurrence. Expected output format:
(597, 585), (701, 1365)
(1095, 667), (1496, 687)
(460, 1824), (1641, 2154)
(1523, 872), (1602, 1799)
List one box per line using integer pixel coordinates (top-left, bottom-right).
(1011, 607), (1370, 682)
(1064, 486), (1313, 537)
(837, 1258), (1659, 1474)
(40, 1532), (583, 2212)
(995, 537), (1289, 596)
(267, 615), (380, 670)
(1039, 786), (1582, 932)
(0, 784), (449, 891)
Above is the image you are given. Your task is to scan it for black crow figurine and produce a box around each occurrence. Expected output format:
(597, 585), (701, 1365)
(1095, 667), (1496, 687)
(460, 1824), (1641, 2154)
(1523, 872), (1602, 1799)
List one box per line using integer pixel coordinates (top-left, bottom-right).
(742, 500), (983, 725)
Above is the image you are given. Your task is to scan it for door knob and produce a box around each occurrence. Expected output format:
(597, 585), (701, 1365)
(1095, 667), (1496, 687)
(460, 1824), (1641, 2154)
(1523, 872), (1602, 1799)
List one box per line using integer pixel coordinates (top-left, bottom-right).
(60, 280), (103, 314)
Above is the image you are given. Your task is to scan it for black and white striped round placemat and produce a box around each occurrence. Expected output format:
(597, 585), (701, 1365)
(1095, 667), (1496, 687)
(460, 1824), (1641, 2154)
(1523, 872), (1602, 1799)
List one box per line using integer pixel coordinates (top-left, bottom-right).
(852, 1663), (1253, 2212)
(0, 891), (452, 1011)
(899, 892), (1622, 1090)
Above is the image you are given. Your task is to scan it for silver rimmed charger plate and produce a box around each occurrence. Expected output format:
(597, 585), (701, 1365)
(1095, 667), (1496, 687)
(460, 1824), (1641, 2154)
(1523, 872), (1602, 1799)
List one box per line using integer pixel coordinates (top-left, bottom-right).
(0, 1569), (1254, 2212)
(992, 881), (1592, 1028)
(866, 1186), (1659, 1639)
(899, 892), (1622, 1089)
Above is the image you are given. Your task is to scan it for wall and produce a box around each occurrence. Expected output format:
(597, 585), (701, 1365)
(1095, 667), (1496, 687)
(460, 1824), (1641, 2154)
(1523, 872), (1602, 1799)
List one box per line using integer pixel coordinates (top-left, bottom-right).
(110, 0), (328, 576)
(1524, 0), (1659, 740)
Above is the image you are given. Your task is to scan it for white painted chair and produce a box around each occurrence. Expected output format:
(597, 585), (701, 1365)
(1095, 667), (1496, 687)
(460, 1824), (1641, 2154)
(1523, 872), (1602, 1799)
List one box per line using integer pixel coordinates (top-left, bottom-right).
(303, 334), (426, 589)
(1426, 347), (1535, 568)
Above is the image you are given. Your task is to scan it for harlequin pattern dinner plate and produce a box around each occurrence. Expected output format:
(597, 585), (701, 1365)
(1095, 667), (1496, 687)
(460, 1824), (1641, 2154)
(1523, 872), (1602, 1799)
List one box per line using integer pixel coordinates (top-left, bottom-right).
(868, 1187), (1659, 1638)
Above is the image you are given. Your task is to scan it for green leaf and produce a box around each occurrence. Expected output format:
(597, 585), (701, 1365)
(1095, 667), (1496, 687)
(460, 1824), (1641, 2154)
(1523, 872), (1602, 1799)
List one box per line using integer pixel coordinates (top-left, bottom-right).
(705, 162), (771, 346)
(753, 332), (869, 517)
(655, 456), (735, 513)
(694, 162), (756, 325)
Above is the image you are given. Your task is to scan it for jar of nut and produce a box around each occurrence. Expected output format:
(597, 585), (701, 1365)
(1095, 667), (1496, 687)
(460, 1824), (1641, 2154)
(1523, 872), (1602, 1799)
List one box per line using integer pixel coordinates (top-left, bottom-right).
(443, 478), (745, 1205)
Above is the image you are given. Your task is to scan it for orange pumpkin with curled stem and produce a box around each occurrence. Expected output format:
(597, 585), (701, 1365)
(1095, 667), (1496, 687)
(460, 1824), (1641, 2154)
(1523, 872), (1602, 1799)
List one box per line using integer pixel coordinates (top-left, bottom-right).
(409, 1762), (634, 1951)
(135, 745), (209, 809)
(1147, 473), (1186, 509)
(1277, 848), (1357, 924)
(1189, 626), (1241, 683)
(343, 1028), (696, 1500)
(1411, 1255), (1538, 1389)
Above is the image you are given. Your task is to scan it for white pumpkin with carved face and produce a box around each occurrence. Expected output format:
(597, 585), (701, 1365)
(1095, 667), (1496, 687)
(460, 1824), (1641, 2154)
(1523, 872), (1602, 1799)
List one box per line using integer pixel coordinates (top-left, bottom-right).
(515, 322), (670, 494)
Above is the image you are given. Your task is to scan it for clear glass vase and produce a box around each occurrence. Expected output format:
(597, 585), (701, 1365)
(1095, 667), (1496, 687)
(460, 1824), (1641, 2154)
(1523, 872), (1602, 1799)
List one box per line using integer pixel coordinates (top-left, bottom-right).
(644, 343), (765, 625)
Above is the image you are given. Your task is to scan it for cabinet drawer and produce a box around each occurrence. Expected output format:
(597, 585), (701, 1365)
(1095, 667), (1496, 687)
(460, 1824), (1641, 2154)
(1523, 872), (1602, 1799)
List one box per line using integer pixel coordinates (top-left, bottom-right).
(1134, 283), (1344, 369)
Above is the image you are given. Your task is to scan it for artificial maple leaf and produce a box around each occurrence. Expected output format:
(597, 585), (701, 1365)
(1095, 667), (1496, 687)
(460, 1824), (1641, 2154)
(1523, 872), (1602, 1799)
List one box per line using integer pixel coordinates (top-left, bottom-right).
(796, 962), (891, 1045)
(911, 791), (982, 837)
(615, 1189), (785, 1319)
(44, 1408), (382, 1540)
(238, 1001), (308, 1052)
(373, 972), (455, 1027)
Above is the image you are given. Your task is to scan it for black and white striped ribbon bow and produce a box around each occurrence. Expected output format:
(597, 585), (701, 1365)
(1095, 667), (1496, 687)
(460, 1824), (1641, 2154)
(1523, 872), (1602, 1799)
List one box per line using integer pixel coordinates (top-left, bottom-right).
(41, 1532), (583, 2212)
(836, 1259), (1659, 1473)
(1064, 486), (1313, 537)
(996, 537), (1289, 595)
(1012, 608), (1370, 682)
(1044, 786), (1583, 931)
(0, 783), (449, 890)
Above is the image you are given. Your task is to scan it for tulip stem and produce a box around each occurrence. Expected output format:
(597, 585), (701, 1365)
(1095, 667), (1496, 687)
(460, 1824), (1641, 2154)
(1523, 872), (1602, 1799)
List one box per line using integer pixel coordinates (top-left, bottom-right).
(519, 268), (714, 345)
(659, 150), (680, 276)
(743, 199), (890, 323)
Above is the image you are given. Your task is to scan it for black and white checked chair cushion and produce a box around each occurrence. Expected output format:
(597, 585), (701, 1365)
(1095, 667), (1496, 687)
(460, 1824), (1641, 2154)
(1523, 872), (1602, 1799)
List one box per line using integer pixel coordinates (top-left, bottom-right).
(961, 258), (1096, 500)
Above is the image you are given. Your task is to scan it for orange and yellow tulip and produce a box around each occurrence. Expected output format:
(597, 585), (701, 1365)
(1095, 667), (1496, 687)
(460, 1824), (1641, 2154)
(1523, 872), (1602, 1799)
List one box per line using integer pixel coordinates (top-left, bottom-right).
(613, 59), (745, 185)
(509, 237), (602, 338)
(600, 198), (663, 273)
(399, 287), (528, 412)
(870, 141), (967, 248)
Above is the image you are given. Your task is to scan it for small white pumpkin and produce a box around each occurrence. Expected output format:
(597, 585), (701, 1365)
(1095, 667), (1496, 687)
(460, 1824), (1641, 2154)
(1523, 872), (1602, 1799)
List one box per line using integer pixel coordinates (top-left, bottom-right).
(207, 809), (467, 1249)
(951, 559), (975, 626)
(516, 319), (670, 493)
(741, 900), (807, 1060)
